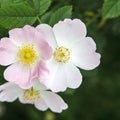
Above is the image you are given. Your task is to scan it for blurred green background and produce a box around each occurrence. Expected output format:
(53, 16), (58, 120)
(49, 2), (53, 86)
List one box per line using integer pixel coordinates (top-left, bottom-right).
(0, 0), (120, 120)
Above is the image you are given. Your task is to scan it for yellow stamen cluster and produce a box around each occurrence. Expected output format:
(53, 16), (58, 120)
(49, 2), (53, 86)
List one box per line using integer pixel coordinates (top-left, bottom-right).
(18, 44), (38, 66)
(23, 88), (40, 103)
(53, 46), (70, 63)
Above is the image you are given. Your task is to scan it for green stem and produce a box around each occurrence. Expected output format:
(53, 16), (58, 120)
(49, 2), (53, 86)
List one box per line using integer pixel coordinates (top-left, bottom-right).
(37, 16), (42, 24)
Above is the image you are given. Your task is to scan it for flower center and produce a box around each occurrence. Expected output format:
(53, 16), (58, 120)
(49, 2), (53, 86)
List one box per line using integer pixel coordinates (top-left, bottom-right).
(53, 46), (70, 63)
(23, 88), (40, 103)
(18, 44), (38, 66)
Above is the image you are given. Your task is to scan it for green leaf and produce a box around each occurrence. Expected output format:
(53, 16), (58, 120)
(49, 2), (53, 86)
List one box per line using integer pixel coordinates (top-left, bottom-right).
(0, 0), (26, 7)
(27, 0), (51, 16)
(102, 0), (120, 18)
(0, 0), (14, 7)
(41, 11), (52, 23)
(49, 6), (72, 26)
(0, 3), (37, 29)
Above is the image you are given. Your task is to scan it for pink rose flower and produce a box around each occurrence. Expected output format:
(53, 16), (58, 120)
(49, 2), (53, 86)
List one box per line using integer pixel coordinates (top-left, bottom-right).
(0, 25), (52, 89)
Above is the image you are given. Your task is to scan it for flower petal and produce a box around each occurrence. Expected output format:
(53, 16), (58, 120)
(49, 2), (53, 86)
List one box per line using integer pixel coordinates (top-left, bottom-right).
(36, 37), (52, 60)
(53, 19), (87, 47)
(9, 28), (25, 45)
(0, 82), (22, 102)
(4, 63), (32, 89)
(9, 25), (36, 45)
(36, 24), (57, 49)
(34, 98), (48, 111)
(41, 91), (68, 113)
(70, 37), (101, 70)
(34, 61), (49, 82)
(42, 60), (82, 92)
(33, 79), (47, 91)
(40, 43), (52, 60)
(65, 63), (82, 89)
(22, 25), (37, 42)
(42, 60), (67, 92)
(0, 38), (17, 66)
(29, 27), (53, 60)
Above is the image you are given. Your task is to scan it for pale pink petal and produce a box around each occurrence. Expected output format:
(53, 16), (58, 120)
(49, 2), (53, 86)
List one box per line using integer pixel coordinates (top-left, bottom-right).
(40, 41), (52, 60)
(4, 63), (33, 89)
(34, 98), (48, 111)
(70, 37), (101, 70)
(28, 29), (52, 60)
(36, 24), (57, 49)
(9, 28), (26, 45)
(34, 61), (49, 81)
(9, 25), (36, 45)
(10, 25), (52, 61)
(38, 39), (52, 60)
(9, 24), (52, 61)
(53, 19), (87, 47)
(0, 38), (18, 66)
(0, 82), (22, 102)
(22, 25), (37, 42)
(41, 91), (68, 113)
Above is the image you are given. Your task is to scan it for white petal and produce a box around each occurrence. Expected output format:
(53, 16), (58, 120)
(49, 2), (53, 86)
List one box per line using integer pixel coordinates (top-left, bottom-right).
(65, 63), (82, 88)
(42, 60), (67, 92)
(33, 79), (47, 91)
(36, 24), (57, 49)
(41, 91), (68, 113)
(42, 60), (82, 92)
(70, 37), (101, 70)
(34, 98), (48, 111)
(53, 19), (87, 47)
(0, 82), (22, 102)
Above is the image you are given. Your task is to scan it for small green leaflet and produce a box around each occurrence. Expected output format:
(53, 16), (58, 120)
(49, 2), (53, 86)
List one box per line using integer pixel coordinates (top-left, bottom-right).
(102, 0), (120, 18)
(0, 3), (36, 29)
(32, 0), (52, 15)
(49, 6), (72, 26)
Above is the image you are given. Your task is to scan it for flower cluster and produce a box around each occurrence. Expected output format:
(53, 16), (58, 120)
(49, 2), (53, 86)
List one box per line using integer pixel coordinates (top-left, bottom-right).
(0, 19), (101, 113)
